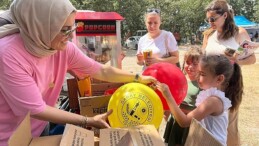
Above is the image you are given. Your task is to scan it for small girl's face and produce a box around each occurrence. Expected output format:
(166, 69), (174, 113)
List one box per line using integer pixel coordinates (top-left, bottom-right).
(184, 58), (199, 80)
(197, 62), (218, 90)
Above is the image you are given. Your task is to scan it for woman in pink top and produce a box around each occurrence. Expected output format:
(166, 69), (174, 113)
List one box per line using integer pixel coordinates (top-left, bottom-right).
(0, 0), (156, 145)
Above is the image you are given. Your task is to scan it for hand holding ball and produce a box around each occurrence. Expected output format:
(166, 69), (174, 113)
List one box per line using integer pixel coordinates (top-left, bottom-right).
(142, 63), (187, 110)
(107, 83), (163, 128)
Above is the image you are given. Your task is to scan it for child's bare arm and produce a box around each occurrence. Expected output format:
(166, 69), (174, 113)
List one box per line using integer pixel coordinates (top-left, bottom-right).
(156, 82), (224, 127)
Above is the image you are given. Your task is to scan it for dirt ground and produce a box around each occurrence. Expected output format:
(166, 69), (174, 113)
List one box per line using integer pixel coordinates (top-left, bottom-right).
(239, 64), (259, 145)
(121, 47), (259, 146)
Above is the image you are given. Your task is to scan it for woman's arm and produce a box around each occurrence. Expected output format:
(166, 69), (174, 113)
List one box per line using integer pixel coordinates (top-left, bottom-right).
(164, 32), (180, 64)
(236, 27), (256, 65)
(140, 51), (179, 66)
(157, 51), (179, 64)
(32, 106), (112, 128)
(91, 65), (156, 84)
(236, 54), (256, 65)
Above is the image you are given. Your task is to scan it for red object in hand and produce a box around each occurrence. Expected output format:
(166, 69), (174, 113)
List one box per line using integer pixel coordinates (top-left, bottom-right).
(143, 62), (188, 110)
(104, 88), (118, 95)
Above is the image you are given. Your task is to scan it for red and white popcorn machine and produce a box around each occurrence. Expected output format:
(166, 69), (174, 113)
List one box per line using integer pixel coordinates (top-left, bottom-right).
(73, 10), (124, 68)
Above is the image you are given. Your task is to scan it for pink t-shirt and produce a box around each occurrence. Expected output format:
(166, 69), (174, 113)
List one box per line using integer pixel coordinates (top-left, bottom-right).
(0, 34), (102, 145)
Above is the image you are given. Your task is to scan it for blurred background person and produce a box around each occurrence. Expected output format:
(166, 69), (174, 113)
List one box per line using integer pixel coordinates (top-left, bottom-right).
(136, 8), (179, 70)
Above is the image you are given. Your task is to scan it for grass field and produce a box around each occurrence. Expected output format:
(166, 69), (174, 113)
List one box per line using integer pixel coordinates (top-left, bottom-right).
(239, 64), (259, 145)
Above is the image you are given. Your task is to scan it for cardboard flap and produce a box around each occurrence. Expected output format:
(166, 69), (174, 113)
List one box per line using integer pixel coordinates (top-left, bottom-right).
(79, 95), (111, 117)
(99, 125), (164, 146)
(116, 132), (133, 146)
(99, 128), (128, 146)
(184, 119), (223, 146)
(128, 125), (165, 146)
(60, 124), (94, 146)
(29, 135), (62, 146)
(8, 113), (32, 146)
(91, 83), (123, 96)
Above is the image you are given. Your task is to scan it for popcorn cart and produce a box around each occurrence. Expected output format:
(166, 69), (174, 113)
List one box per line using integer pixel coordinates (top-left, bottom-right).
(74, 11), (124, 68)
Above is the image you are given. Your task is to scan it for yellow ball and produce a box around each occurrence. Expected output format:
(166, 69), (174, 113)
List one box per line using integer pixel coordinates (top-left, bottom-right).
(108, 83), (163, 129)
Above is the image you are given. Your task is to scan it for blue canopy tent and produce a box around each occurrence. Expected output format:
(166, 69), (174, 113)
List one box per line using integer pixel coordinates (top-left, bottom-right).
(234, 16), (258, 28)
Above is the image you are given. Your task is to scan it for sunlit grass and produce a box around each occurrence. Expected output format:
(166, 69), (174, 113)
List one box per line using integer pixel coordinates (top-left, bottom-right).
(239, 64), (259, 145)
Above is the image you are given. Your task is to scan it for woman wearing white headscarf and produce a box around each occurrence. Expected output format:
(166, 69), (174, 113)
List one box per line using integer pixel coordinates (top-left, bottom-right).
(0, 0), (156, 145)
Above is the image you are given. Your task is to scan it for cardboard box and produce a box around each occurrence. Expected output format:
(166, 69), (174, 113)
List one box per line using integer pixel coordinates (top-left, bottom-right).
(79, 82), (123, 117)
(8, 113), (98, 146)
(91, 82), (123, 96)
(99, 125), (165, 146)
(60, 124), (95, 146)
(8, 113), (164, 146)
(79, 95), (111, 117)
(8, 113), (62, 146)
(184, 119), (222, 146)
(66, 78), (123, 110)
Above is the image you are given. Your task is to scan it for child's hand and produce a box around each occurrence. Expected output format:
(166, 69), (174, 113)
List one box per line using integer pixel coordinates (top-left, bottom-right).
(156, 82), (172, 99)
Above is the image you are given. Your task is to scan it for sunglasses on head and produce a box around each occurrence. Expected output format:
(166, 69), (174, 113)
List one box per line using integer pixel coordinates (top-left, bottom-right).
(146, 8), (160, 14)
(204, 14), (222, 23)
(60, 27), (77, 37)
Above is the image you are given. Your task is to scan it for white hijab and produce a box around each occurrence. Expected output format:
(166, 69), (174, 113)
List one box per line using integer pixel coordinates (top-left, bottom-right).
(0, 0), (76, 57)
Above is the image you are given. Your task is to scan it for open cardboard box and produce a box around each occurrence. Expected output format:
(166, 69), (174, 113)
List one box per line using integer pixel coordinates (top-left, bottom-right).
(79, 95), (111, 117)
(8, 113), (165, 146)
(99, 124), (165, 146)
(66, 78), (123, 112)
(78, 82), (123, 117)
(8, 113), (62, 146)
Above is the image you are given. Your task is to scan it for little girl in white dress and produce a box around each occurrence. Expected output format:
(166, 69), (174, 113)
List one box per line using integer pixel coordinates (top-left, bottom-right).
(157, 54), (243, 145)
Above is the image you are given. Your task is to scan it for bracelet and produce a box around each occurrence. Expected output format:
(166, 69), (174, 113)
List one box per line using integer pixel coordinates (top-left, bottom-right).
(134, 73), (139, 82)
(81, 116), (88, 128)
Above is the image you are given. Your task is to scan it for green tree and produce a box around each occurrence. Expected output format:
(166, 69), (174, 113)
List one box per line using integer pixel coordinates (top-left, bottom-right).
(1, 0), (257, 44)
(254, 1), (259, 22)
(116, 0), (148, 38)
(229, 0), (257, 21)
(0, 0), (12, 10)
(155, 0), (210, 44)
